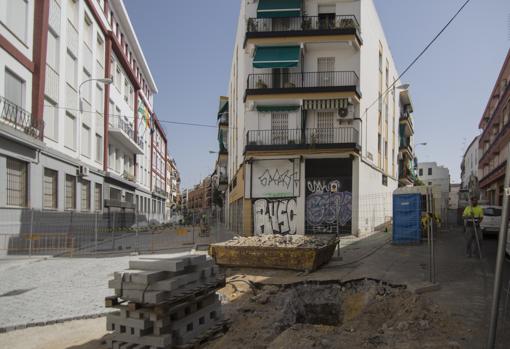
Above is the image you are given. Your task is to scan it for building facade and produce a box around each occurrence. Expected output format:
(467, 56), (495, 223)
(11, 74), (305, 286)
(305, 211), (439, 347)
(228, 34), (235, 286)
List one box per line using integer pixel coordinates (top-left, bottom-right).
(212, 96), (228, 207)
(226, 0), (413, 236)
(165, 156), (181, 220)
(460, 135), (479, 189)
(187, 176), (213, 214)
(0, 0), (167, 226)
(398, 90), (417, 187)
(478, 49), (510, 206)
(417, 162), (451, 194)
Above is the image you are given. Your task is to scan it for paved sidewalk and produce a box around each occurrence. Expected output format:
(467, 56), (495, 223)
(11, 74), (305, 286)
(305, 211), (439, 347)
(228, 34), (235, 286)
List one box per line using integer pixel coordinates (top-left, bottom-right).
(0, 252), (194, 331)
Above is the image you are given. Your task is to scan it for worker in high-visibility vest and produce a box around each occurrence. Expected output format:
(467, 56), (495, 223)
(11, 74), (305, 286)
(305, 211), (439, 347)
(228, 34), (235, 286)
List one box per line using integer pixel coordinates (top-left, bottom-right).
(462, 196), (484, 258)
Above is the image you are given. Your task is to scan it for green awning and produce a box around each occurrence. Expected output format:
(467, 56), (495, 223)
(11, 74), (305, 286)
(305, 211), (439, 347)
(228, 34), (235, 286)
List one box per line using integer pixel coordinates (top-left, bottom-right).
(257, 0), (301, 18)
(256, 105), (300, 112)
(253, 46), (300, 68)
(217, 99), (228, 119)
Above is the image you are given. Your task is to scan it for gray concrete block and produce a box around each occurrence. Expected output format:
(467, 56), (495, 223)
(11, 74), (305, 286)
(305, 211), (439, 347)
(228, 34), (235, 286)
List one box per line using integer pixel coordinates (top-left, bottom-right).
(106, 313), (152, 330)
(106, 332), (172, 348)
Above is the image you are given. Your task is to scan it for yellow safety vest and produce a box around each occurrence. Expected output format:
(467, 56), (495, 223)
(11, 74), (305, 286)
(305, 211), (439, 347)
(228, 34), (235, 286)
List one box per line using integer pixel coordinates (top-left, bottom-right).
(463, 205), (484, 219)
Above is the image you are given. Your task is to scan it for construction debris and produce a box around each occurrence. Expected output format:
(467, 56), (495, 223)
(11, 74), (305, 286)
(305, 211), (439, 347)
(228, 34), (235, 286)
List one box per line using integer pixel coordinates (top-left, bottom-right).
(105, 254), (229, 349)
(216, 235), (335, 248)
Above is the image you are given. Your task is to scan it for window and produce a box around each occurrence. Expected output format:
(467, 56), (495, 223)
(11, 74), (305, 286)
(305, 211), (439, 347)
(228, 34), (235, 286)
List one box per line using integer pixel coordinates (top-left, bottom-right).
(378, 133), (381, 152)
(81, 179), (91, 211)
(5, 0), (28, 42)
(95, 134), (103, 163)
(382, 174), (388, 186)
(64, 113), (76, 149)
(83, 15), (93, 49)
(115, 148), (121, 171)
(65, 51), (77, 87)
(82, 69), (91, 104)
(81, 124), (91, 157)
(6, 157), (28, 207)
(67, 0), (78, 26)
(110, 187), (121, 201)
(94, 183), (102, 211)
(44, 97), (58, 140)
(428, 168), (432, 176)
(419, 168), (423, 176)
(96, 35), (105, 67)
(95, 85), (104, 113)
(4, 69), (24, 107)
(43, 168), (58, 209)
(125, 192), (133, 204)
(65, 174), (76, 210)
(47, 31), (59, 71)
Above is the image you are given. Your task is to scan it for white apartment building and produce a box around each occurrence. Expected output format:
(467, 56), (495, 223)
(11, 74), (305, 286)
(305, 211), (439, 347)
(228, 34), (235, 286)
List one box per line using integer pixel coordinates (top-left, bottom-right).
(227, 0), (413, 236)
(417, 162), (451, 194)
(0, 0), (167, 230)
(461, 136), (479, 189)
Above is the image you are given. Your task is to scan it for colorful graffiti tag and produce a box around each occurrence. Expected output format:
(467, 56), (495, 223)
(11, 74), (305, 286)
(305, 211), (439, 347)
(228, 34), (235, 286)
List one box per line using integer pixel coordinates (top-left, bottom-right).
(305, 179), (352, 234)
(253, 198), (298, 235)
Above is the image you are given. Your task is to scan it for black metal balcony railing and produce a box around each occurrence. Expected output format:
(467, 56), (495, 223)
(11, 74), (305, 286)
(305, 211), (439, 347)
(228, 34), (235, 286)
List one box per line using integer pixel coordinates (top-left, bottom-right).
(246, 127), (359, 148)
(247, 15), (360, 35)
(0, 96), (43, 139)
(247, 71), (359, 91)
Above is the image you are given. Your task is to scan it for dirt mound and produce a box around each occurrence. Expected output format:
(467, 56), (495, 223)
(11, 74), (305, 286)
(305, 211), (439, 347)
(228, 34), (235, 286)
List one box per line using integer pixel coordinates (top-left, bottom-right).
(204, 279), (468, 349)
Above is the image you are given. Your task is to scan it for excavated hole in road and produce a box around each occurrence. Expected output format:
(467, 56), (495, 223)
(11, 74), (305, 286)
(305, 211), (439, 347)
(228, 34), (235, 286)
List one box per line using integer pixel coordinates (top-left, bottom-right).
(269, 279), (405, 331)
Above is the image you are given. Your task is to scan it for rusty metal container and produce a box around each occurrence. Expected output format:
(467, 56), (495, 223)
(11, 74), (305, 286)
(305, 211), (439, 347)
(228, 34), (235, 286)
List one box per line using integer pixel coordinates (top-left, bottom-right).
(208, 239), (337, 272)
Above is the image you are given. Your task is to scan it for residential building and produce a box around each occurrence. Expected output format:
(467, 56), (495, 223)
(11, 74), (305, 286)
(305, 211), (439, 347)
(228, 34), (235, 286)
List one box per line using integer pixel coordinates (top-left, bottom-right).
(165, 156), (181, 220)
(449, 183), (460, 210)
(478, 49), (510, 206)
(187, 177), (213, 213)
(417, 162), (451, 194)
(212, 96), (228, 207)
(226, 0), (413, 236)
(398, 90), (417, 187)
(460, 135), (479, 189)
(0, 0), (167, 224)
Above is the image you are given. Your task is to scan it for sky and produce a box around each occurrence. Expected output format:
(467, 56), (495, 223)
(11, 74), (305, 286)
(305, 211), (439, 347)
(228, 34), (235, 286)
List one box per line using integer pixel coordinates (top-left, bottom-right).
(124, 0), (510, 189)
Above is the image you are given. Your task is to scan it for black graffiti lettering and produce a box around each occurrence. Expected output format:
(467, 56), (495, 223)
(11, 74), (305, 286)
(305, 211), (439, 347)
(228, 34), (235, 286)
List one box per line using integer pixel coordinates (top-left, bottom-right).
(258, 169), (297, 189)
(253, 198), (298, 235)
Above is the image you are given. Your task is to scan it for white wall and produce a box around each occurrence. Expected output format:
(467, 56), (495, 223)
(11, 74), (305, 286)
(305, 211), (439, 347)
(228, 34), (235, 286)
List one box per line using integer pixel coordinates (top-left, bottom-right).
(418, 162), (451, 193)
(461, 136), (479, 188)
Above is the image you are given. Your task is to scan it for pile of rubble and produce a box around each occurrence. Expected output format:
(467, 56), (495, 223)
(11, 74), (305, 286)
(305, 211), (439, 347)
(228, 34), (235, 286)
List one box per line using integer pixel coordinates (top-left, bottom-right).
(105, 254), (228, 349)
(218, 235), (335, 248)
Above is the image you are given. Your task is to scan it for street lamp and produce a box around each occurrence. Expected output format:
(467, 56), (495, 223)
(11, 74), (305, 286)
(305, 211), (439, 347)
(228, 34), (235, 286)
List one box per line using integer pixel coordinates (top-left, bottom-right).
(79, 77), (113, 112)
(208, 150), (218, 154)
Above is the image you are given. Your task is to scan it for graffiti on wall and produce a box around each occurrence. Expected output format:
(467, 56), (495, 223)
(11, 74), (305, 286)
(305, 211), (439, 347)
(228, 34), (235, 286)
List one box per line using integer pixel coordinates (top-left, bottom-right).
(305, 179), (352, 234)
(258, 169), (296, 189)
(251, 159), (300, 198)
(253, 198), (298, 235)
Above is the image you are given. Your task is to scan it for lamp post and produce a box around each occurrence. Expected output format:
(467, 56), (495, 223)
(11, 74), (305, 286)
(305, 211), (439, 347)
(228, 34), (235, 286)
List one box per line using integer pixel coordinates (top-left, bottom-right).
(79, 77), (113, 113)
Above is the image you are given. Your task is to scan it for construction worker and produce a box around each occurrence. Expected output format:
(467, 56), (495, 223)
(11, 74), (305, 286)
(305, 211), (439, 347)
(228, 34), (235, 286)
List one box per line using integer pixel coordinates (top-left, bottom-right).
(462, 196), (484, 258)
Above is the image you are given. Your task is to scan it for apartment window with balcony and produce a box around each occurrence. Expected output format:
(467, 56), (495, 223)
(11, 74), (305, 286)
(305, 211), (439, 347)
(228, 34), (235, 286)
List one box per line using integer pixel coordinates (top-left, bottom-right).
(4, 68), (25, 107)
(43, 168), (58, 209)
(81, 179), (91, 211)
(64, 112), (76, 150)
(95, 134), (103, 163)
(65, 174), (76, 210)
(44, 97), (58, 141)
(4, 0), (29, 43)
(81, 124), (91, 158)
(95, 183), (102, 211)
(318, 6), (336, 29)
(271, 112), (289, 144)
(6, 157), (28, 207)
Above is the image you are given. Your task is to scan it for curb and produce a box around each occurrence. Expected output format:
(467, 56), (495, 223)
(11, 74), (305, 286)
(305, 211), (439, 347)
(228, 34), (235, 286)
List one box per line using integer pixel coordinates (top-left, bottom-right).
(0, 311), (112, 334)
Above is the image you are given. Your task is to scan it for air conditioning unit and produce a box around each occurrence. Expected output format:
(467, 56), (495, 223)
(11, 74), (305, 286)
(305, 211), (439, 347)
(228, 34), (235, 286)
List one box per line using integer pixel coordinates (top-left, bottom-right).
(77, 165), (89, 177)
(338, 108), (349, 118)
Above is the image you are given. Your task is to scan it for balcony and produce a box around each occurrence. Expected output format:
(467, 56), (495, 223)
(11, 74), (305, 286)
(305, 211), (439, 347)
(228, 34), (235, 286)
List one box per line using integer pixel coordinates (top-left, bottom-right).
(246, 71), (360, 100)
(0, 96), (43, 140)
(400, 112), (414, 137)
(246, 15), (362, 46)
(245, 127), (360, 152)
(109, 117), (143, 154)
(399, 137), (413, 157)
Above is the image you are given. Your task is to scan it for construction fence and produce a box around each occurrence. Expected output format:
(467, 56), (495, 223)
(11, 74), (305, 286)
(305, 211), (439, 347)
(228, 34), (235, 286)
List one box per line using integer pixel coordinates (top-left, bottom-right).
(0, 207), (230, 257)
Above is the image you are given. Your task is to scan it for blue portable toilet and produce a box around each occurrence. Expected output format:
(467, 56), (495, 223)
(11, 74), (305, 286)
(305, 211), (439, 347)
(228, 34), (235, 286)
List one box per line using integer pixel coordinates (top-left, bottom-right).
(393, 193), (421, 244)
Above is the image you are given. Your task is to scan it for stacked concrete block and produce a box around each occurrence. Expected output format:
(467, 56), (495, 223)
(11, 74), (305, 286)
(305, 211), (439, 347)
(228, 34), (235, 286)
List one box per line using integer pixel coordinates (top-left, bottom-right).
(105, 254), (227, 349)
